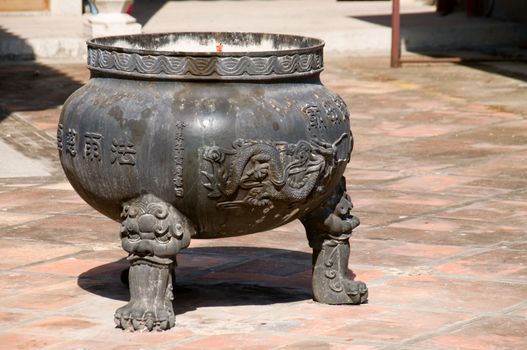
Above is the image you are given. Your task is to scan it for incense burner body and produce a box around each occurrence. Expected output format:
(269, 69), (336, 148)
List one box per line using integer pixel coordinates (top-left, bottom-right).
(59, 32), (366, 332)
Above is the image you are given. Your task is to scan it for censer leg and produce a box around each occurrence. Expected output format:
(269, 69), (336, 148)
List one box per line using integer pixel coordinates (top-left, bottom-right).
(301, 177), (368, 305)
(114, 194), (195, 331)
(115, 260), (176, 331)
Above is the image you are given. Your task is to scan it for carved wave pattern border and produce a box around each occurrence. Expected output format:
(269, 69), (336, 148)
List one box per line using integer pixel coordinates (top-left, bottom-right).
(87, 48), (323, 78)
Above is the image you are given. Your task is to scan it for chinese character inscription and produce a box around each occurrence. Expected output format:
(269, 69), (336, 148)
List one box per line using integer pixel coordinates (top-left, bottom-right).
(111, 139), (137, 166)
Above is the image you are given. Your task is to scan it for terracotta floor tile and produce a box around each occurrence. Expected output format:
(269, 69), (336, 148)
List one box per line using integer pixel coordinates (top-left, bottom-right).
(417, 316), (527, 350)
(352, 135), (412, 153)
(15, 108), (61, 134)
(350, 154), (455, 174)
(67, 294), (130, 322)
(436, 247), (527, 279)
(383, 175), (477, 193)
(45, 340), (121, 350)
(443, 184), (513, 198)
(345, 168), (407, 184)
(378, 241), (467, 259)
(351, 211), (402, 228)
(0, 311), (34, 328)
(281, 307), (385, 339)
(389, 217), (467, 232)
(349, 268), (385, 283)
(74, 248), (126, 261)
(372, 275), (527, 313)
(37, 182), (75, 191)
(3, 214), (118, 245)
(386, 123), (462, 138)
(350, 240), (461, 268)
(380, 137), (516, 166)
(180, 333), (295, 350)
(0, 333), (61, 350)
(446, 151), (527, 179)
(464, 178), (527, 191)
(0, 239), (83, 270)
(20, 315), (98, 334)
(41, 327), (195, 349)
(351, 190), (473, 216)
(23, 256), (121, 277)
(276, 340), (379, 350)
(0, 271), (68, 298)
(1, 279), (91, 311)
(0, 188), (89, 215)
(117, 328), (196, 348)
(509, 304), (527, 318)
(435, 198), (527, 222)
(0, 212), (50, 228)
(504, 241), (527, 250)
(454, 120), (527, 147)
(327, 308), (471, 343)
(379, 217), (526, 246)
(277, 301), (385, 323)
(0, 182), (42, 189)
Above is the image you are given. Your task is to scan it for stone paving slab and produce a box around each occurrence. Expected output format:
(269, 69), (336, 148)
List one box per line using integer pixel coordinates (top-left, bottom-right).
(0, 57), (526, 349)
(0, 138), (51, 178)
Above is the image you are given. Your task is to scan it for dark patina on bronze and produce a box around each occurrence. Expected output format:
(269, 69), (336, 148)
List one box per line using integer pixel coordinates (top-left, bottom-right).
(59, 32), (367, 332)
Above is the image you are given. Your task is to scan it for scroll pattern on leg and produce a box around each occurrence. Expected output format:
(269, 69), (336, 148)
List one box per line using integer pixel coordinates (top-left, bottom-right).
(301, 177), (368, 305)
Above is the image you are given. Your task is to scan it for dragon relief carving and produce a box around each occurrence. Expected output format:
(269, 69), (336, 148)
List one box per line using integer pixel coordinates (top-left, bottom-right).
(200, 133), (350, 210)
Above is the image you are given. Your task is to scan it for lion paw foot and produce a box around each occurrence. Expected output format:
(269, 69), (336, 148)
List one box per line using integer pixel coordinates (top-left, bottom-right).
(313, 277), (368, 305)
(114, 301), (175, 332)
(342, 279), (368, 305)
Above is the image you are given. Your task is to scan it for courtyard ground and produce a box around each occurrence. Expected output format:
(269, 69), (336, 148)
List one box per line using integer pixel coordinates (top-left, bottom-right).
(0, 54), (526, 349)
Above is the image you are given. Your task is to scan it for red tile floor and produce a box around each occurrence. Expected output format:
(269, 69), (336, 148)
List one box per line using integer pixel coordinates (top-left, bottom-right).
(0, 57), (526, 349)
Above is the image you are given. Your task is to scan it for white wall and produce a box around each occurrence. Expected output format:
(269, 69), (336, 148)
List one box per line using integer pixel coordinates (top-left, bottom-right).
(50, 0), (82, 15)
